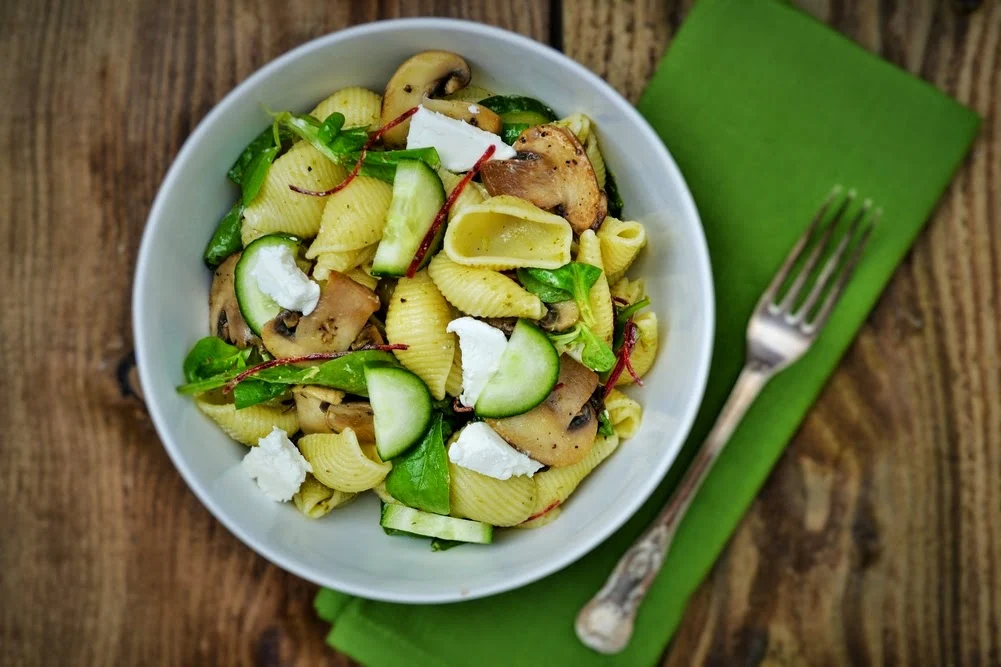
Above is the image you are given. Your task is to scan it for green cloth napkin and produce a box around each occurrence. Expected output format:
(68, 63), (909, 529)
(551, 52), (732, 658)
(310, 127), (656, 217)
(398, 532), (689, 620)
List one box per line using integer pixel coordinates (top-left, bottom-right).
(316, 0), (980, 664)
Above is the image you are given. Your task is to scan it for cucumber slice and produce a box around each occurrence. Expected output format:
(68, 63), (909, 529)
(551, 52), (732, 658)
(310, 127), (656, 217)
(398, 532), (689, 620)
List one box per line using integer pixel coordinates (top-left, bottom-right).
(234, 233), (303, 335)
(478, 95), (557, 127)
(501, 123), (530, 145)
(366, 365), (433, 459)
(475, 320), (560, 418)
(371, 160), (446, 277)
(381, 504), (493, 544)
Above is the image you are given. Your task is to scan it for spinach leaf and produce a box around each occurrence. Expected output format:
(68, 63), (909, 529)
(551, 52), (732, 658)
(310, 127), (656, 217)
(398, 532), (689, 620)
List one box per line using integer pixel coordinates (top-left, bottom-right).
(182, 336), (248, 383)
(251, 350), (397, 396)
(598, 409), (615, 437)
(203, 201), (245, 268)
(317, 112), (345, 145)
(431, 538), (463, 552)
(241, 145), (280, 206)
(516, 268), (572, 303)
(328, 127), (369, 154)
(520, 263), (603, 327)
(273, 111), (344, 165)
(228, 125), (291, 185)
(348, 149), (442, 183)
(233, 379), (289, 409)
(384, 414), (450, 516)
(613, 297), (650, 350)
(501, 123), (530, 145)
(605, 170), (625, 219)
(548, 323), (616, 373)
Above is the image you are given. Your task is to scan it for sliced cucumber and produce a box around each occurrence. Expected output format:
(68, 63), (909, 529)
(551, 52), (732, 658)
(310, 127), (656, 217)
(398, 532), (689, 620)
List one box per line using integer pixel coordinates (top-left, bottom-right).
(475, 320), (560, 418)
(478, 95), (557, 127)
(365, 365), (433, 459)
(381, 504), (493, 544)
(501, 123), (530, 145)
(371, 160), (446, 277)
(234, 233), (303, 335)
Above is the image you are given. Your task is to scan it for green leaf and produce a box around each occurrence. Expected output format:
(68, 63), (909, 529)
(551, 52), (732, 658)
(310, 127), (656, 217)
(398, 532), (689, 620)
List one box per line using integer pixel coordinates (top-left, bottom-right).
(182, 337), (244, 383)
(547, 323), (616, 373)
(228, 125), (291, 184)
(250, 350), (397, 396)
(241, 145), (280, 206)
(318, 112), (345, 145)
(613, 297), (650, 350)
(349, 148), (442, 183)
(203, 201), (244, 268)
(233, 379), (288, 409)
(521, 263), (602, 326)
(598, 409), (615, 437)
(176, 369), (241, 395)
(273, 111), (343, 165)
(328, 127), (369, 154)
(384, 414), (451, 516)
(430, 538), (464, 552)
(516, 268), (572, 303)
(501, 123), (530, 145)
(605, 169), (625, 219)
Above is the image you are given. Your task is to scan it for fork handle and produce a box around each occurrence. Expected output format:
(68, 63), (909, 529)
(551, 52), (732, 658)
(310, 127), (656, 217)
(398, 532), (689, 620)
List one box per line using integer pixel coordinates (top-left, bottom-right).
(575, 365), (771, 654)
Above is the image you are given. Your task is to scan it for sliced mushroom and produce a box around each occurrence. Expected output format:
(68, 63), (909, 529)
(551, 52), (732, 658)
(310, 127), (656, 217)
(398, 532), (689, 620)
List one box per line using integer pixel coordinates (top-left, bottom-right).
(293, 385), (345, 434)
(325, 401), (376, 442)
(421, 97), (503, 135)
(208, 253), (258, 348)
(350, 321), (385, 349)
(538, 301), (580, 332)
(260, 271), (380, 358)
(486, 355), (599, 467)
(381, 51), (472, 147)
(482, 317), (518, 336)
(480, 125), (607, 234)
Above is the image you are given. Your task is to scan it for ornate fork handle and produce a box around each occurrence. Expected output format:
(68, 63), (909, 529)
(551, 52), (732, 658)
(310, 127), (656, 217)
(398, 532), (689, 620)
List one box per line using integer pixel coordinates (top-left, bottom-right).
(576, 366), (770, 654)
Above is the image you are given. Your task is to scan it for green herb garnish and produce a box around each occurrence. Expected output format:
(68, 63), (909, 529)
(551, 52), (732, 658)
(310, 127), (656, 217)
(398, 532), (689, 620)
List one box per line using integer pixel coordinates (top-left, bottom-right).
(384, 414), (451, 516)
(518, 262), (603, 327)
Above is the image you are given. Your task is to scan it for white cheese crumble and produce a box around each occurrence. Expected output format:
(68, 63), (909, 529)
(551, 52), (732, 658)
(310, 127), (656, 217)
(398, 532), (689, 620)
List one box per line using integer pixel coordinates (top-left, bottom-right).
(251, 244), (320, 315)
(449, 422), (544, 480)
(446, 317), (508, 408)
(242, 427), (312, 502)
(406, 105), (516, 172)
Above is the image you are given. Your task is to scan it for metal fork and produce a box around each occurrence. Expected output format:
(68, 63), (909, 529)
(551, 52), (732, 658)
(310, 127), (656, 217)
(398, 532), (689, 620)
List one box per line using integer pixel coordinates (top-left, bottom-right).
(576, 187), (880, 654)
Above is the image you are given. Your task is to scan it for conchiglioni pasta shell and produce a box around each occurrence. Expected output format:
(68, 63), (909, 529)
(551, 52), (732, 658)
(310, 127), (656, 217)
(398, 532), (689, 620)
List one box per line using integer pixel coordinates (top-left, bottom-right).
(554, 112), (591, 142)
(311, 244), (378, 281)
(437, 169), (487, 221)
(444, 195), (573, 270)
(617, 311), (658, 386)
(195, 396), (299, 447)
(384, 270), (456, 400)
(605, 389), (642, 440)
(585, 132), (606, 190)
(371, 481), (400, 505)
(610, 276), (647, 306)
(298, 429), (391, 492)
(307, 176), (393, 256)
(445, 341), (464, 398)
(310, 87), (382, 130)
(576, 230), (615, 344)
(448, 460), (537, 527)
(530, 434), (619, 516)
(514, 505), (563, 529)
(242, 141), (347, 244)
(598, 216), (647, 283)
(428, 253), (547, 319)
(293, 474), (357, 518)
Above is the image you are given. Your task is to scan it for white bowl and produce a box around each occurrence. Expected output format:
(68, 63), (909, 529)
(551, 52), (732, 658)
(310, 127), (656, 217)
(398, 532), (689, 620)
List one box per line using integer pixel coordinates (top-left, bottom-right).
(133, 18), (714, 603)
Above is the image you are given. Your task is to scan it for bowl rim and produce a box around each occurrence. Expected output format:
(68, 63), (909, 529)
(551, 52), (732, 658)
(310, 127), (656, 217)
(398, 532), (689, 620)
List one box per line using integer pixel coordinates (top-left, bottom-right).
(133, 16), (715, 604)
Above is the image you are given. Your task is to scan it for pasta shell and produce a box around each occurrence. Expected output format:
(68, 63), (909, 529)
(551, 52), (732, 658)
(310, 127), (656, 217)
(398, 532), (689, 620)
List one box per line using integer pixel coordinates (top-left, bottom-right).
(585, 132), (606, 190)
(310, 87), (382, 130)
(598, 217), (647, 283)
(437, 168), (486, 221)
(298, 429), (391, 492)
(385, 270), (456, 400)
(605, 389), (642, 439)
(307, 176), (393, 256)
(448, 462), (537, 526)
(195, 396), (299, 447)
(428, 253), (547, 319)
(553, 112), (591, 142)
(530, 434), (619, 515)
(242, 141), (347, 244)
(617, 311), (658, 386)
(514, 505), (563, 529)
(610, 276), (647, 306)
(311, 244), (378, 281)
(444, 195), (573, 270)
(576, 230), (615, 344)
(293, 474), (357, 518)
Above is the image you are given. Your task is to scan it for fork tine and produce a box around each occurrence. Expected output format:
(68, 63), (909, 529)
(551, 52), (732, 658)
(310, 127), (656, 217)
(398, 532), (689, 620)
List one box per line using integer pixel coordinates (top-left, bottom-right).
(793, 200), (875, 321)
(757, 186), (842, 310)
(777, 190), (855, 312)
(805, 220), (876, 332)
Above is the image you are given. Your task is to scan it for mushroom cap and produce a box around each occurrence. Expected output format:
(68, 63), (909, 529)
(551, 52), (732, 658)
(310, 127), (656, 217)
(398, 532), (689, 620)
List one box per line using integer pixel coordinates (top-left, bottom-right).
(420, 97), (503, 135)
(480, 125), (607, 234)
(208, 253), (259, 349)
(260, 271), (380, 358)
(380, 51), (471, 147)
(293, 385), (345, 435)
(538, 300), (580, 332)
(486, 355), (599, 467)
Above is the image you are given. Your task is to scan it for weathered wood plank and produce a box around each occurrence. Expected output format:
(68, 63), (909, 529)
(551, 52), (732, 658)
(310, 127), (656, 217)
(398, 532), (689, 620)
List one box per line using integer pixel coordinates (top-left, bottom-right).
(563, 1), (1001, 665)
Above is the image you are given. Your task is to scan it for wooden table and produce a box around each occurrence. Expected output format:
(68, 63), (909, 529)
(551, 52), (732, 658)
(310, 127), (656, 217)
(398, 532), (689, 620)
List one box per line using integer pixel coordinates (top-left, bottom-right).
(3, 0), (999, 664)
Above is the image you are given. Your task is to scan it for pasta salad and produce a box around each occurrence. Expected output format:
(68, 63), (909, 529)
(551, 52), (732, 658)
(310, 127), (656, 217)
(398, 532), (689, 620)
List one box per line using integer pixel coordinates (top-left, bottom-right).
(178, 51), (657, 548)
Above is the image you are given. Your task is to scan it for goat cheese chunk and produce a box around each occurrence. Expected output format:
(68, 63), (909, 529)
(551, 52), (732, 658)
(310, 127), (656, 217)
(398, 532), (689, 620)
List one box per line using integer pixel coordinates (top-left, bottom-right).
(406, 105), (516, 172)
(251, 244), (320, 315)
(446, 317), (508, 408)
(243, 427), (312, 502)
(448, 422), (544, 480)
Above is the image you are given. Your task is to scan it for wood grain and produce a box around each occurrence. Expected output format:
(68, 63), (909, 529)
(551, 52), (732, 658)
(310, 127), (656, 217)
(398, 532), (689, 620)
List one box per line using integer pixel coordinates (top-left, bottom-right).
(0, 0), (997, 665)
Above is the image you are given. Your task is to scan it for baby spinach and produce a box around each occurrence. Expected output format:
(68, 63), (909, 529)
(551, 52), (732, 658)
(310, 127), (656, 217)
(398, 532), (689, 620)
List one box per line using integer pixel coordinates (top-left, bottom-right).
(518, 262), (603, 327)
(228, 124), (293, 185)
(613, 297), (651, 350)
(232, 379), (289, 409)
(348, 148), (442, 183)
(548, 323), (616, 373)
(203, 202), (245, 268)
(240, 145), (280, 207)
(182, 336), (249, 383)
(384, 414), (450, 516)
(605, 170), (625, 219)
(598, 409), (615, 437)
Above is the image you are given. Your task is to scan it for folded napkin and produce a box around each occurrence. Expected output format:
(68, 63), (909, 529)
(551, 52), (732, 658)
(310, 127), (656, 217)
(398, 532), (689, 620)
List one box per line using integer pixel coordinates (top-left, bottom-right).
(317, 0), (980, 664)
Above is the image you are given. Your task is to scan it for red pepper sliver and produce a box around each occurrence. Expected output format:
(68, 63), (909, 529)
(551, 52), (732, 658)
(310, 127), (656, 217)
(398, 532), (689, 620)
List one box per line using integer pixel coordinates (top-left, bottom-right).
(405, 143), (497, 278)
(222, 343), (408, 394)
(288, 106), (420, 198)
(522, 500), (561, 523)
(603, 320), (640, 398)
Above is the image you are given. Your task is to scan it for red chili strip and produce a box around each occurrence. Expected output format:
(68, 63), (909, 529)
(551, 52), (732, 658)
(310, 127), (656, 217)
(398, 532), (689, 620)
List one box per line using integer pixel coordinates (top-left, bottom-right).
(405, 143), (497, 278)
(222, 343), (408, 394)
(288, 106), (420, 197)
(603, 320), (640, 398)
(522, 500), (561, 523)
(612, 296), (629, 306)
(552, 382), (565, 391)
